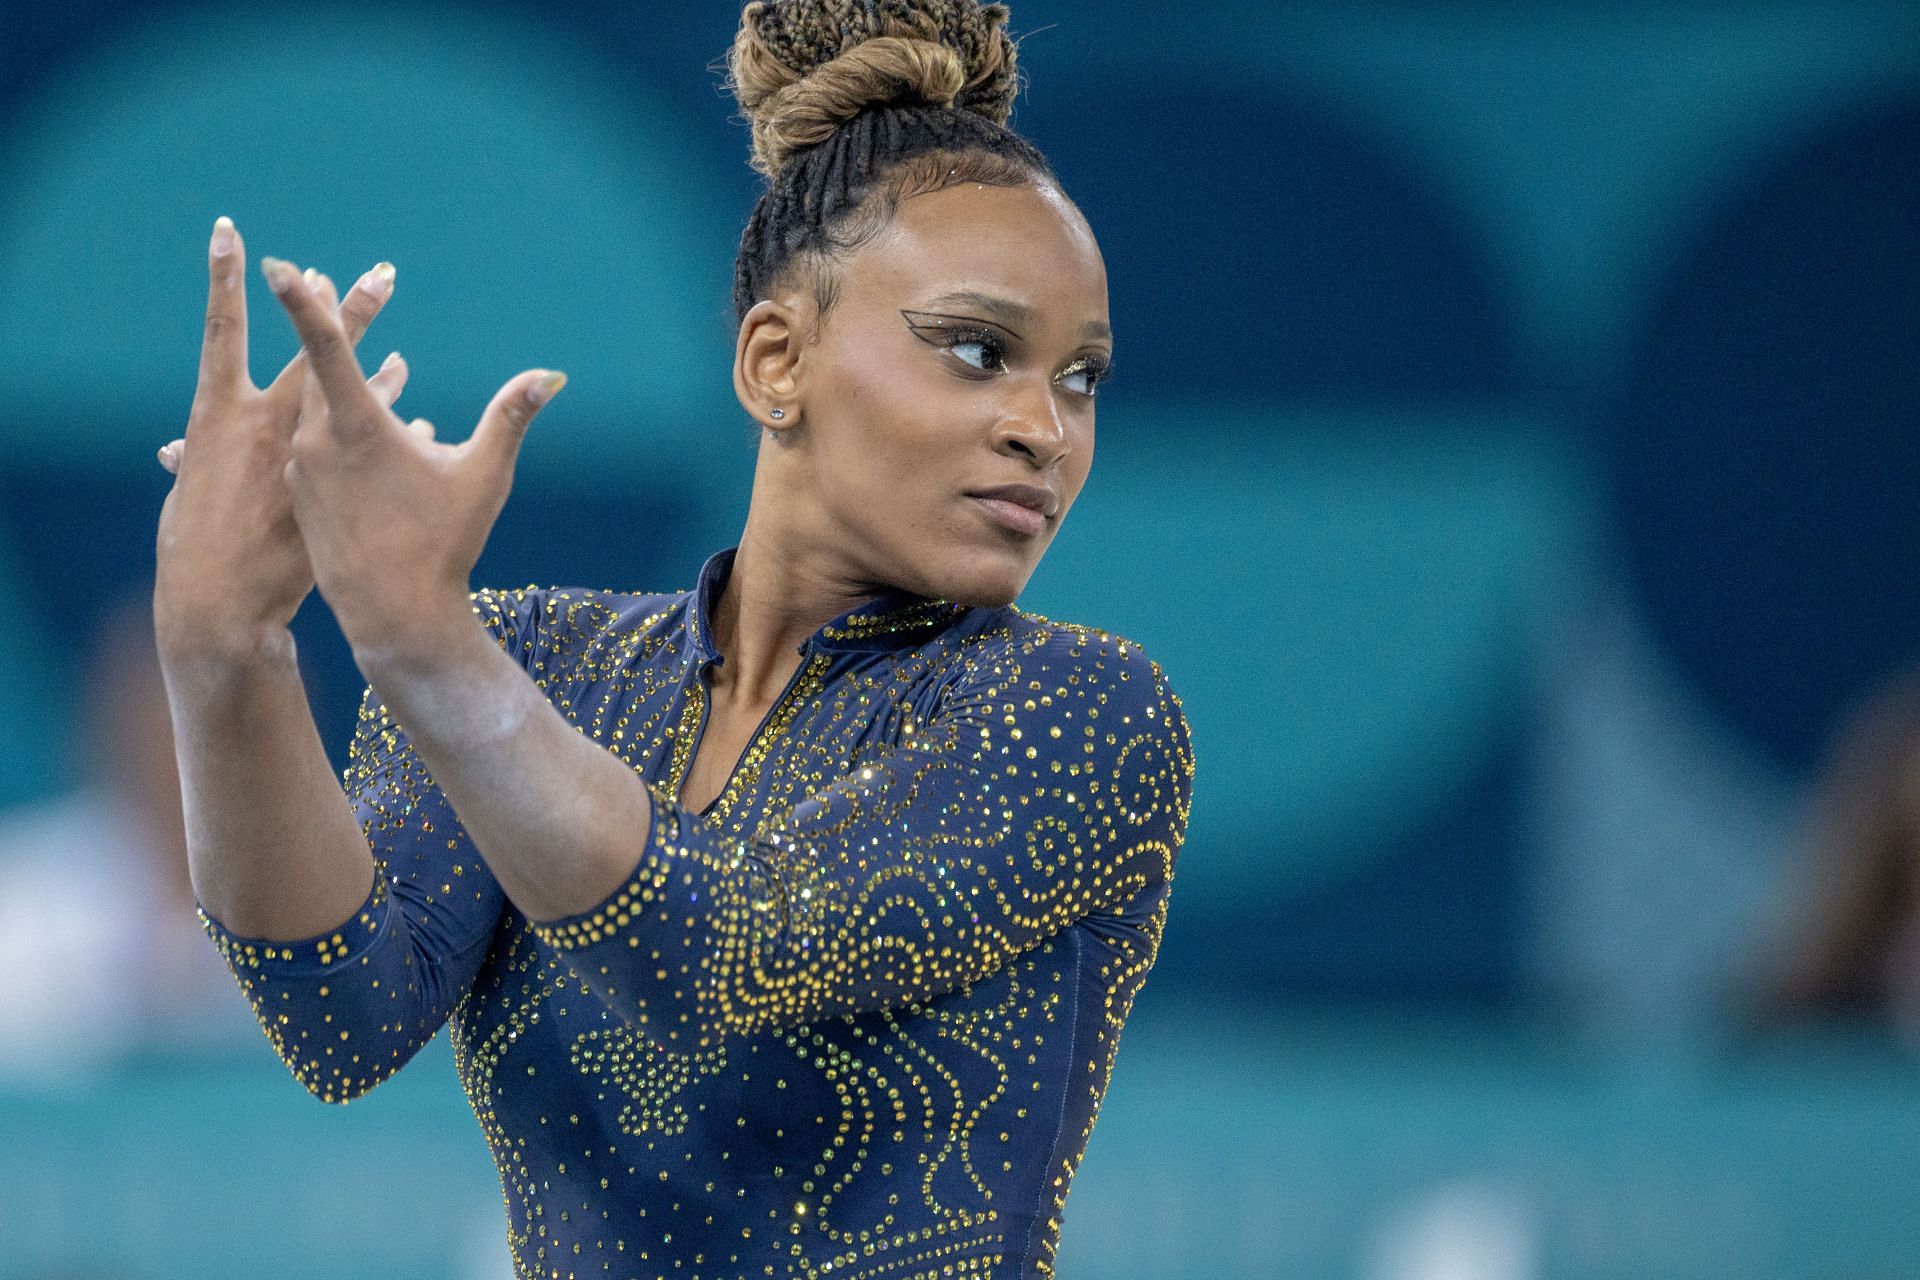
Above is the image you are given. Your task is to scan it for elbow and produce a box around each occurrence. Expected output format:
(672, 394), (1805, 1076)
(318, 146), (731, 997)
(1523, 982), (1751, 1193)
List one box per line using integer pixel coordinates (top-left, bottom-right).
(259, 1025), (396, 1105)
(290, 1058), (391, 1105)
(306, 1080), (372, 1106)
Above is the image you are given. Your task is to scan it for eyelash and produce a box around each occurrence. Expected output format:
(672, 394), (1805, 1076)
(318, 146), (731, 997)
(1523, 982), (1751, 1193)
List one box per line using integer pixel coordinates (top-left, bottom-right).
(920, 325), (1114, 397)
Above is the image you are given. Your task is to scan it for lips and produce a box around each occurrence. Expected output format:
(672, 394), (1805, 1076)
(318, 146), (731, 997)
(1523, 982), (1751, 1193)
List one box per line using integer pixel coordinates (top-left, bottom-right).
(966, 484), (1059, 519)
(970, 496), (1044, 537)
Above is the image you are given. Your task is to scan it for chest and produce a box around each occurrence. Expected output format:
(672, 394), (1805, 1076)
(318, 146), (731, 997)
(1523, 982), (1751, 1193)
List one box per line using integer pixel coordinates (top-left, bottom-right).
(601, 647), (951, 828)
(675, 703), (768, 817)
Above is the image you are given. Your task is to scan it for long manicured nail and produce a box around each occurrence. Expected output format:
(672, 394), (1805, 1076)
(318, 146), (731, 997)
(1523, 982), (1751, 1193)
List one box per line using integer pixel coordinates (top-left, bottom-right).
(528, 370), (567, 406)
(211, 216), (236, 256)
(261, 257), (298, 293)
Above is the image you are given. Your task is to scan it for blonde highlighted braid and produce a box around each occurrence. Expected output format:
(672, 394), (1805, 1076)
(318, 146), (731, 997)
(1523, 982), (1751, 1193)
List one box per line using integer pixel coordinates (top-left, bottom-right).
(725, 0), (1056, 322)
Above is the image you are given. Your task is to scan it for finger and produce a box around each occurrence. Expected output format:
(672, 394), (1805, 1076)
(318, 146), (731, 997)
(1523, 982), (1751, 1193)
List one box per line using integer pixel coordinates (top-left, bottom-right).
(157, 438), (185, 474)
(307, 268), (339, 313)
(466, 369), (566, 470)
(262, 262), (393, 401)
(338, 262), (395, 347)
(293, 272), (343, 441)
(406, 418), (436, 444)
(278, 272), (337, 437)
(300, 336), (327, 437)
(262, 256), (380, 436)
(195, 217), (249, 398)
(368, 352), (409, 411)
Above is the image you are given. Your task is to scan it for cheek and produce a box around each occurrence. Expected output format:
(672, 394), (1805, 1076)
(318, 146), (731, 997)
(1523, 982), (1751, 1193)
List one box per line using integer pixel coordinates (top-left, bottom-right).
(831, 355), (928, 441)
(830, 362), (967, 466)
(810, 380), (959, 520)
(1058, 419), (1097, 500)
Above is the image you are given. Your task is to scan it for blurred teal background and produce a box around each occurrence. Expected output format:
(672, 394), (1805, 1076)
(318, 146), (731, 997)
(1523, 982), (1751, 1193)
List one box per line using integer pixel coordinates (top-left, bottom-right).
(2, 2), (1919, 1276)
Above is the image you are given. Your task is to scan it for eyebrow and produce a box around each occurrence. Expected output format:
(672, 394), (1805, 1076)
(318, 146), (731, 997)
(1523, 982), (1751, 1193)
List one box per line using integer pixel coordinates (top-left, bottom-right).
(920, 290), (1113, 345)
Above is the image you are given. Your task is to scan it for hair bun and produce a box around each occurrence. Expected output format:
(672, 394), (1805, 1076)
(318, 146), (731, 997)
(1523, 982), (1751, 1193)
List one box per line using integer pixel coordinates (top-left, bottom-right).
(729, 0), (1020, 178)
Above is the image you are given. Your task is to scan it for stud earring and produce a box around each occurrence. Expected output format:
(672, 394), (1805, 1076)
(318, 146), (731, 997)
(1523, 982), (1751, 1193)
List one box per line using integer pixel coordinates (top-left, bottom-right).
(770, 408), (786, 420)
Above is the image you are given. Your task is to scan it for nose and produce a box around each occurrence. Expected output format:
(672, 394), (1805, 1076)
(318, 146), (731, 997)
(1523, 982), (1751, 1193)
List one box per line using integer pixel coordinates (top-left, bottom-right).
(993, 378), (1072, 471)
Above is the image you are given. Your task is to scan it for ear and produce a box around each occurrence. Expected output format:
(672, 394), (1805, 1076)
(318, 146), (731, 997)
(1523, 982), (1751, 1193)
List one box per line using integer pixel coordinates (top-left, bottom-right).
(733, 296), (809, 429)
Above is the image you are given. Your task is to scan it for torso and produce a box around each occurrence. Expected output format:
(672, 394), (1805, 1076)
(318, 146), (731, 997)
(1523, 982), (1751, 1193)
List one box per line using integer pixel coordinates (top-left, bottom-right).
(446, 580), (1178, 1279)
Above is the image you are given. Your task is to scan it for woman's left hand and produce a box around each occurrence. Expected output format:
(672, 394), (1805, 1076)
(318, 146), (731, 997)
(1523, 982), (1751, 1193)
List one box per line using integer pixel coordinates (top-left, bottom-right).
(261, 255), (566, 662)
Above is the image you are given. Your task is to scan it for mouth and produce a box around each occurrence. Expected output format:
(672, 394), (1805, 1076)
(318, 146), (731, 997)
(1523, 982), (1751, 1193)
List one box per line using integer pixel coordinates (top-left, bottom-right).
(966, 484), (1058, 539)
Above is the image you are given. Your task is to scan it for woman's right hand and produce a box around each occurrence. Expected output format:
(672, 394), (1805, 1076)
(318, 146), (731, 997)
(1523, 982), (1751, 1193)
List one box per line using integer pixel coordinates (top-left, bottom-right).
(154, 217), (409, 661)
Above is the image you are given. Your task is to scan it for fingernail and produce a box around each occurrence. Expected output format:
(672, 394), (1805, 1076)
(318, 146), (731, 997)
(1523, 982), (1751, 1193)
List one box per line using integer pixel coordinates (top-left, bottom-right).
(528, 370), (567, 406)
(157, 443), (177, 467)
(381, 350), (401, 370)
(370, 262), (395, 297)
(211, 216), (236, 256)
(261, 257), (297, 293)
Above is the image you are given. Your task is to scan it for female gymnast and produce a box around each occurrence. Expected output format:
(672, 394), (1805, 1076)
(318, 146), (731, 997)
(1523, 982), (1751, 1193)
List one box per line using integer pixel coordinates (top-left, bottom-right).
(154, 2), (1194, 1276)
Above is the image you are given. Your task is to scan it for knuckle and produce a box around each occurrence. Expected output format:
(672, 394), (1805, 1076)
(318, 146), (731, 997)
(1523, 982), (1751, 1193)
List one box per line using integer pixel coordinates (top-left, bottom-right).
(339, 304), (375, 341)
(302, 328), (343, 362)
(203, 313), (236, 342)
(243, 429), (284, 466)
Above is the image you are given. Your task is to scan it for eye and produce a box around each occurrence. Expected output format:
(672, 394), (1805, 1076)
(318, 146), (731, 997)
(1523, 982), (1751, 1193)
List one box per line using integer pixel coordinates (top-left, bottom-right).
(937, 329), (1008, 374)
(1057, 356), (1113, 398)
(902, 311), (1013, 377)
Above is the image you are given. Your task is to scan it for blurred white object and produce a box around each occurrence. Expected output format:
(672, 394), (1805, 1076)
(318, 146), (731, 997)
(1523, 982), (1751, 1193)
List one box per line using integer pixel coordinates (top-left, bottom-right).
(0, 597), (256, 1082)
(1366, 1179), (1539, 1280)
(0, 788), (251, 1079)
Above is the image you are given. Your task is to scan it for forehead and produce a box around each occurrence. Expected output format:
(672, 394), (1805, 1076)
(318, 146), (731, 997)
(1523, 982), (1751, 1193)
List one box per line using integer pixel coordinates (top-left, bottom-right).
(845, 181), (1109, 323)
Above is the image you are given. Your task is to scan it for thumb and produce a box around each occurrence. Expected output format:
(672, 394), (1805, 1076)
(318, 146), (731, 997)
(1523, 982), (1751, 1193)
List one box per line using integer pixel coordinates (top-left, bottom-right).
(468, 369), (566, 469)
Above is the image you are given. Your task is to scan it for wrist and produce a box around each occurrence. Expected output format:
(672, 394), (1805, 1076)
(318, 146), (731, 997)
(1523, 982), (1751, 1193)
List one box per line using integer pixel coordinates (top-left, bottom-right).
(156, 623), (304, 718)
(344, 588), (482, 685)
(336, 583), (474, 671)
(352, 595), (537, 759)
(156, 617), (299, 677)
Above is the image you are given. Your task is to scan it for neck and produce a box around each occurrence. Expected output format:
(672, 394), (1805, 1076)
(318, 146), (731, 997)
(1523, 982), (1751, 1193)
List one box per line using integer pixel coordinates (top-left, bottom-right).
(708, 515), (879, 707)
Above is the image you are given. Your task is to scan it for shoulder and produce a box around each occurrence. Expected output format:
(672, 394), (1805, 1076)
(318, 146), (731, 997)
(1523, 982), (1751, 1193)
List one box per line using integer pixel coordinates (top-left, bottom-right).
(347, 583), (692, 774)
(943, 606), (1195, 771)
(955, 605), (1187, 711)
(467, 583), (691, 668)
(934, 606), (1196, 852)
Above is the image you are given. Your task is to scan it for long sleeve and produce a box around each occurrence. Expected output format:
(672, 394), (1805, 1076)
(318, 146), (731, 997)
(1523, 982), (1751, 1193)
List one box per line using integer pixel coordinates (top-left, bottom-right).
(197, 588), (535, 1103)
(530, 623), (1196, 1049)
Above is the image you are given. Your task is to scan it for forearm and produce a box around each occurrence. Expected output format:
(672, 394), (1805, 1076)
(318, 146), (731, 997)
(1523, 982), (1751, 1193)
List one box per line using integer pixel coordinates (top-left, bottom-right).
(160, 626), (375, 939)
(352, 605), (652, 924)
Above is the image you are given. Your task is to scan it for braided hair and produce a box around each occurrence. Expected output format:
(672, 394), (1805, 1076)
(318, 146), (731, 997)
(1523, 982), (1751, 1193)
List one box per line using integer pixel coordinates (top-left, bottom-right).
(726, 0), (1058, 324)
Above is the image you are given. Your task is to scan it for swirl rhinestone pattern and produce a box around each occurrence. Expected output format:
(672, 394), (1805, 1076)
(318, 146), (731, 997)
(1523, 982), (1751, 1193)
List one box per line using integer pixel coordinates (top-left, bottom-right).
(199, 547), (1195, 1279)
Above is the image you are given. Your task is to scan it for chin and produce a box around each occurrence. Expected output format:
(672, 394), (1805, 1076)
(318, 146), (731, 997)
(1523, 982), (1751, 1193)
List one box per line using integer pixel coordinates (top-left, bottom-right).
(918, 545), (1039, 609)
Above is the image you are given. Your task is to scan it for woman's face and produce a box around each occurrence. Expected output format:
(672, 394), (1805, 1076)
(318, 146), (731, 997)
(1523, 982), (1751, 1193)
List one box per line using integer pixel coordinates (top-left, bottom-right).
(745, 177), (1112, 608)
